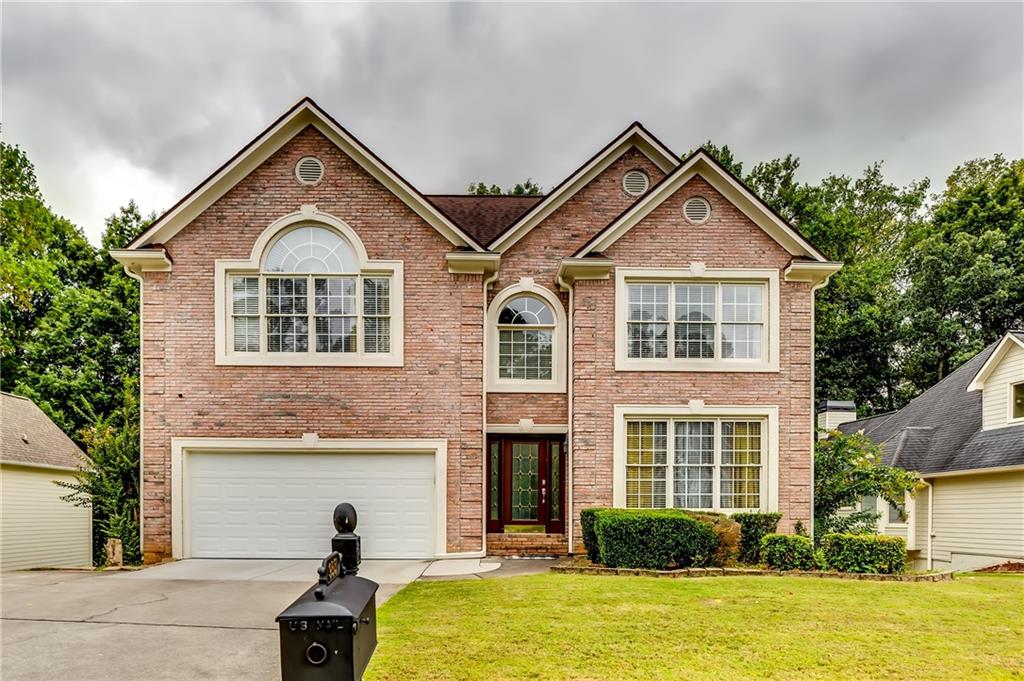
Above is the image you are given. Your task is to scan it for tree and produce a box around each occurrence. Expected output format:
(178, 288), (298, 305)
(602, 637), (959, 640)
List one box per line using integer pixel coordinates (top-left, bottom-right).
(467, 179), (542, 195)
(814, 431), (920, 538)
(691, 140), (744, 178)
(902, 156), (1024, 392)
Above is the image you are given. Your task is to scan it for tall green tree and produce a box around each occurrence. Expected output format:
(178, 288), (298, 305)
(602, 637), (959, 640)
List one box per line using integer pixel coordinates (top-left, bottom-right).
(467, 178), (543, 195)
(902, 155), (1024, 391)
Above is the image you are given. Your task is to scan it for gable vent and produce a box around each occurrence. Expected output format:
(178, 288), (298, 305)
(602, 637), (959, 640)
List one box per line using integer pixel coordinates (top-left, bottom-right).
(683, 197), (711, 224)
(295, 156), (324, 185)
(622, 170), (650, 197)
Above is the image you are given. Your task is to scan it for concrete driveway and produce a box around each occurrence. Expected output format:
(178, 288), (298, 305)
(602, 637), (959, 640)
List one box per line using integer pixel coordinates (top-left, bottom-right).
(0, 559), (430, 681)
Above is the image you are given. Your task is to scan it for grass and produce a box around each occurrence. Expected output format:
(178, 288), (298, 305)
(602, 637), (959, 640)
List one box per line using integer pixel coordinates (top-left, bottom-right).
(365, 573), (1023, 680)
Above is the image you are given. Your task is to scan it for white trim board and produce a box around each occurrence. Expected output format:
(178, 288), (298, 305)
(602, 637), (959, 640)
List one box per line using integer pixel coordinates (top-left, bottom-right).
(170, 436), (449, 559)
(125, 98), (483, 252)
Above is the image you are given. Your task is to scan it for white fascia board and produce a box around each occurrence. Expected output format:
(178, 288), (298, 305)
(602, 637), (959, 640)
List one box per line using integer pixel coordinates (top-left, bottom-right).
(488, 125), (679, 253)
(967, 333), (1024, 391)
(577, 152), (828, 262)
(784, 261), (843, 285)
(126, 101), (482, 252)
(110, 249), (172, 273)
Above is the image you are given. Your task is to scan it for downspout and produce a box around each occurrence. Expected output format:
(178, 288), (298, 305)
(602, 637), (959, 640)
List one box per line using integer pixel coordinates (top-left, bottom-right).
(122, 264), (145, 558)
(808, 279), (829, 543)
(921, 479), (934, 570)
(480, 267), (501, 556)
(557, 272), (574, 554)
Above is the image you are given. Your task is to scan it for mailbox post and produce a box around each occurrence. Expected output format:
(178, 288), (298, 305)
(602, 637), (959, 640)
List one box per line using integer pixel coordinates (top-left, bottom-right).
(276, 503), (378, 681)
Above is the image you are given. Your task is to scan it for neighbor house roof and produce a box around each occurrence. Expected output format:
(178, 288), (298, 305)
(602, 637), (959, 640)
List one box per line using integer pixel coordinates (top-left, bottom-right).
(426, 195), (544, 246)
(0, 392), (85, 470)
(838, 335), (1024, 475)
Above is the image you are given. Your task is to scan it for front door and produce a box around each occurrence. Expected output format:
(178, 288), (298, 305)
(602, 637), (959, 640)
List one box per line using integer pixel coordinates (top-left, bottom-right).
(486, 437), (565, 534)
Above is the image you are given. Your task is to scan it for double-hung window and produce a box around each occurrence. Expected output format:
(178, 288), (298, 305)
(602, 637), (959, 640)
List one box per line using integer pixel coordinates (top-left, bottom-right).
(626, 282), (766, 362)
(227, 225), (396, 361)
(625, 418), (765, 511)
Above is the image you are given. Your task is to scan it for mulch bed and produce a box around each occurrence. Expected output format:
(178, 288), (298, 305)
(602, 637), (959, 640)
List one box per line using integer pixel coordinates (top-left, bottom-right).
(977, 561), (1024, 573)
(551, 557), (954, 582)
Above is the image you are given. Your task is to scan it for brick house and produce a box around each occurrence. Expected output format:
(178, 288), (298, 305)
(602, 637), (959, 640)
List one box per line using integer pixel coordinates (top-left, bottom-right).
(112, 98), (840, 564)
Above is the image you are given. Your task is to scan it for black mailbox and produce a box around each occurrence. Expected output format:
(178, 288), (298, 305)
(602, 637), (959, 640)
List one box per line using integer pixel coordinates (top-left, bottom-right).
(277, 504), (378, 681)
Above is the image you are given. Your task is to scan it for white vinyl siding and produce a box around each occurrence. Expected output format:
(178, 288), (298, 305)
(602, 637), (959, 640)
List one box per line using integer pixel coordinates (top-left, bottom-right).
(1, 464), (91, 571)
(906, 471), (1024, 571)
(981, 342), (1024, 429)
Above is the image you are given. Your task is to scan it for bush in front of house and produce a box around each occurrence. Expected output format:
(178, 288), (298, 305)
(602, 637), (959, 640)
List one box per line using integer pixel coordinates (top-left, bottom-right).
(580, 508), (602, 563)
(760, 533), (817, 571)
(821, 533), (907, 574)
(685, 511), (741, 566)
(731, 512), (783, 564)
(594, 509), (718, 570)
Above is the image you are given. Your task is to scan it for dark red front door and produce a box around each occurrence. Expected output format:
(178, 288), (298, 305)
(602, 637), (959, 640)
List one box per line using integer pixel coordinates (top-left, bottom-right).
(486, 437), (565, 534)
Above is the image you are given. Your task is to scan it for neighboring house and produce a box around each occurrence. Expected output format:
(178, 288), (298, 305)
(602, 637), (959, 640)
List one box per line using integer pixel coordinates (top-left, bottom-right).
(821, 331), (1024, 571)
(0, 392), (92, 570)
(111, 97), (840, 564)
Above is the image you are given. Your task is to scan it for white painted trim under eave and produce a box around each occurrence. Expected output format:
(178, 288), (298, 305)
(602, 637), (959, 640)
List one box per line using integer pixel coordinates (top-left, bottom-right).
(614, 265), (781, 373)
(967, 332), (1024, 391)
(576, 151), (828, 262)
(125, 99), (483, 252)
(920, 464), (1024, 479)
(110, 249), (172, 274)
(611, 403), (780, 512)
(488, 125), (679, 253)
(0, 460), (81, 473)
(170, 436), (449, 559)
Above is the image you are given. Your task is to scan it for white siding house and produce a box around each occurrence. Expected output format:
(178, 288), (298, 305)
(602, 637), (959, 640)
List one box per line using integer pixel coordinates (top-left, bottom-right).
(1, 393), (92, 570)
(825, 331), (1024, 571)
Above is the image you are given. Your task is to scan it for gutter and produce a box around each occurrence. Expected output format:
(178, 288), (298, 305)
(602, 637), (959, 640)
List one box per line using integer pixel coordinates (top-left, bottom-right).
(921, 479), (934, 570)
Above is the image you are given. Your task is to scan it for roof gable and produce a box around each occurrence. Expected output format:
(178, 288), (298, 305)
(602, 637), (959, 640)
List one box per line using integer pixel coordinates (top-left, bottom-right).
(1, 392), (85, 470)
(126, 98), (484, 251)
(573, 148), (828, 261)
(486, 122), (679, 252)
(967, 331), (1024, 391)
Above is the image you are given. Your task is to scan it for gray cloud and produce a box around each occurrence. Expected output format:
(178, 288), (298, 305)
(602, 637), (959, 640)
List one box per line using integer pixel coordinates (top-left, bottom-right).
(3, 2), (1021, 243)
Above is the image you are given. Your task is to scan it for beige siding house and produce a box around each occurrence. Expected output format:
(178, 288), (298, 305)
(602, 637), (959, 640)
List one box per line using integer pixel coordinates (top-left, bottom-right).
(1, 393), (92, 570)
(823, 331), (1024, 571)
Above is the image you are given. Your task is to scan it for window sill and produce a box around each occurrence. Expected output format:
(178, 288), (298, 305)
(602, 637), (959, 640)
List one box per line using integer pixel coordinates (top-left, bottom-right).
(216, 353), (403, 367)
(487, 379), (567, 394)
(615, 358), (779, 373)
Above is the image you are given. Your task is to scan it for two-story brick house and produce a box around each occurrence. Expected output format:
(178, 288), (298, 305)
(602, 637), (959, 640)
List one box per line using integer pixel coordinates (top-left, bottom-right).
(112, 98), (840, 564)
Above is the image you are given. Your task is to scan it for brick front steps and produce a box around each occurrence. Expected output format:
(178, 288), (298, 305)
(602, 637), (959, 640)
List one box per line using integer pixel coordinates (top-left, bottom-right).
(551, 560), (955, 582)
(487, 533), (568, 557)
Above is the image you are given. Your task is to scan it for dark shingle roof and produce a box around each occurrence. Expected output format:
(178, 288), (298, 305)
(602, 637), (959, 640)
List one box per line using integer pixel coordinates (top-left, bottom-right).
(0, 392), (86, 469)
(838, 339), (1024, 475)
(425, 195), (543, 246)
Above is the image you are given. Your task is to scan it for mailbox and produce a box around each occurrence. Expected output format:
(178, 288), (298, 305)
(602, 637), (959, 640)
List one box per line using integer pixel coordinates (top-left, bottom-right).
(277, 504), (378, 681)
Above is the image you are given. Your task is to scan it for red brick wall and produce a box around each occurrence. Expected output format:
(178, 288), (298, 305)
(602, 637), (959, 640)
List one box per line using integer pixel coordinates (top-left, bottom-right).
(569, 176), (814, 546)
(139, 126), (485, 562)
(486, 148), (666, 427)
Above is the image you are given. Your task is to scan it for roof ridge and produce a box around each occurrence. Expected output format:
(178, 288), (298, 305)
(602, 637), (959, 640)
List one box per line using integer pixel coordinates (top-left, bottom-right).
(0, 391), (31, 401)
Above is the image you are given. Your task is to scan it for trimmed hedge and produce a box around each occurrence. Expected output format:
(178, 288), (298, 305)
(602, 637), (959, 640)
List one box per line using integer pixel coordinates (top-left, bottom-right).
(731, 512), (782, 564)
(580, 508), (601, 563)
(593, 509), (718, 570)
(687, 512), (741, 567)
(821, 533), (907, 574)
(760, 534), (816, 570)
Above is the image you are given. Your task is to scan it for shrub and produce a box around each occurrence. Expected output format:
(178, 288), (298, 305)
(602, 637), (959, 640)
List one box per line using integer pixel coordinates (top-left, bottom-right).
(580, 508), (601, 563)
(687, 511), (741, 567)
(821, 533), (907, 574)
(760, 534), (816, 571)
(594, 509), (718, 570)
(731, 512), (783, 564)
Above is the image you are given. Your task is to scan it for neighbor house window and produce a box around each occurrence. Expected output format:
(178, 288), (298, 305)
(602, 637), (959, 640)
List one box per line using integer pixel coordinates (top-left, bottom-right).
(625, 418), (764, 511)
(497, 296), (555, 380)
(229, 225), (393, 357)
(1013, 382), (1024, 421)
(626, 282), (766, 361)
(888, 502), (905, 524)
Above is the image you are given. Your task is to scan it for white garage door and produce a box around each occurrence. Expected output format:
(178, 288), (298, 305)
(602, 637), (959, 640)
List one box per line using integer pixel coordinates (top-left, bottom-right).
(188, 452), (435, 559)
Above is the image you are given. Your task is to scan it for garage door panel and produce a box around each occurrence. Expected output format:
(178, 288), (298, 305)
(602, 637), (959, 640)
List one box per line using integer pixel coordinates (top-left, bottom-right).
(188, 452), (435, 559)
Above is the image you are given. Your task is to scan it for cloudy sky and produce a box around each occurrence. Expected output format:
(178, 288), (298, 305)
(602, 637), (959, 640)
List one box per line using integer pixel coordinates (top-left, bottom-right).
(3, 2), (1021, 244)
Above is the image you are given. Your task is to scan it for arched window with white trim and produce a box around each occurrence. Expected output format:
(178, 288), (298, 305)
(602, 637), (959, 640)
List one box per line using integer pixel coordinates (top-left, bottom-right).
(487, 281), (566, 393)
(217, 210), (403, 366)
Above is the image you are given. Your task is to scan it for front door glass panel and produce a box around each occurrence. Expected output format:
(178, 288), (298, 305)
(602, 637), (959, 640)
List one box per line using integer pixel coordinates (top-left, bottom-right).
(511, 442), (539, 521)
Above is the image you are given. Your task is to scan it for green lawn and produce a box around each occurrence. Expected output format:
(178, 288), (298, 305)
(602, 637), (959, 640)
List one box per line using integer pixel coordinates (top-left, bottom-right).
(365, 573), (1023, 680)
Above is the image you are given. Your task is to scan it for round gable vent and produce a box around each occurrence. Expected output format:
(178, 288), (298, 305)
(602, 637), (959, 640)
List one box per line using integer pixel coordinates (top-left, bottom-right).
(295, 156), (325, 185)
(683, 197), (711, 224)
(622, 170), (650, 197)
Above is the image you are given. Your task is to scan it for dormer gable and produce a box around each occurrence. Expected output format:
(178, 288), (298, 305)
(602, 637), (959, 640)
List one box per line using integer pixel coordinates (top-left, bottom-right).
(968, 331), (1024, 430)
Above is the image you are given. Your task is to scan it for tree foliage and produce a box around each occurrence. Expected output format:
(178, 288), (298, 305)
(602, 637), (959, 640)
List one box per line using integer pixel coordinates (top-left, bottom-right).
(467, 178), (543, 195)
(814, 431), (919, 537)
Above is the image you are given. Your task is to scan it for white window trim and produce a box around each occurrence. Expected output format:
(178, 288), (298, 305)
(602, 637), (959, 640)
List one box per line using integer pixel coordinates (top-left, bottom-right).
(169, 435), (449, 559)
(614, 265), (780, 372)
(486, 278), (567, 393)
(214, 206), (404, 366)
(612, 403), (779, 512)
(1008, 380), (1024, 425)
